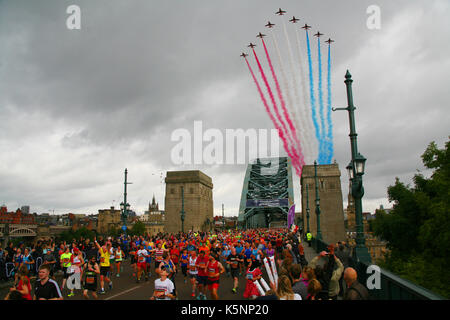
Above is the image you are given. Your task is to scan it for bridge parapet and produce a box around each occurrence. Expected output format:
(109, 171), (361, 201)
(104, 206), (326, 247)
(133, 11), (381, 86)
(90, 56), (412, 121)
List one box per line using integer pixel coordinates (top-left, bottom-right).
(311, 237), (445, 300)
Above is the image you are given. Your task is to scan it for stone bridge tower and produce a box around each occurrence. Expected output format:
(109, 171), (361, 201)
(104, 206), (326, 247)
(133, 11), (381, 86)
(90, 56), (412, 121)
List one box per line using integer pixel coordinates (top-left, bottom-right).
(164, 171), (213, 233)
(301, 163), (346, 245)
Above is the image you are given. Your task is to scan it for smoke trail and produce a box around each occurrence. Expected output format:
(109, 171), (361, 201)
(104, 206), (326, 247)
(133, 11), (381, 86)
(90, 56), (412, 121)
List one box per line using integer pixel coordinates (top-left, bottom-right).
(244, 57), (301, 177)
(250, 51), (303, 175)
(269, 29), (304, 172)
(261, 38), (305, 169)
(269, 29), (297, 141)
(260, 38), (300, 167)
(305, 30), (323, 163)
(280, 18), (308, 168)
(317, 36), (326, 164)
(294, 26), (317, 164)
(326, 43), (334, 163)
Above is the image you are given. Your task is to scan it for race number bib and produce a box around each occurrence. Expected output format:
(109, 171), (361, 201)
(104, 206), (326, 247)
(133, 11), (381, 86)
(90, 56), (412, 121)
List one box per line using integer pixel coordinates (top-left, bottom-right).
(85, 276), (95, 284)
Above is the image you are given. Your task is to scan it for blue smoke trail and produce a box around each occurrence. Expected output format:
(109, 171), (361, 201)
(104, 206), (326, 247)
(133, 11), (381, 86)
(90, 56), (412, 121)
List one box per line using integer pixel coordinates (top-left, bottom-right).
(306, 31), (324, 164)
(317, 37), (326, 164)
(326, 44), (334, 164)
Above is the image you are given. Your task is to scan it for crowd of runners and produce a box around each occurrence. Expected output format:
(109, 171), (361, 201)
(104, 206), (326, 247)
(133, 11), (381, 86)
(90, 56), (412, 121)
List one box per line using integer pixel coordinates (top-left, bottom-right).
(1, 228), (369, 300)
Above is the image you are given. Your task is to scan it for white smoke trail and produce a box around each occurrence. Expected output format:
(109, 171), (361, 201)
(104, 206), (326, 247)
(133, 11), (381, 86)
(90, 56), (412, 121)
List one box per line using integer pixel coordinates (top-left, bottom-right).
(294, 26), (318, 164)
(269, 28), (301, 164)
(280, 18), (311, 166)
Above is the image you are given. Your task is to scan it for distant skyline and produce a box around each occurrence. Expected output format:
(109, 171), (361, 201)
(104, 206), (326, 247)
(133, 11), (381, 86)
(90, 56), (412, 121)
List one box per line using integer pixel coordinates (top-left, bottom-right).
(1, 1), (449, 217)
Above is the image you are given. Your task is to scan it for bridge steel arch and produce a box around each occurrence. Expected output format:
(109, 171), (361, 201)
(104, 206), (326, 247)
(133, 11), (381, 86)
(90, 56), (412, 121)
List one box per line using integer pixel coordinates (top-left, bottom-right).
(238, 157), (294, 229)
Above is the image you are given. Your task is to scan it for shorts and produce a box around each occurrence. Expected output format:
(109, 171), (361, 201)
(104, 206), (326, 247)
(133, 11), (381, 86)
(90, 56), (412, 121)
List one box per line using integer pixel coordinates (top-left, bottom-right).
(189, 273), (198, 279)
(83, 278), (97, 292)
(137, 262), (147, 269)
(230, 269), (240, 279)
(63, 267), (72, 279)
(100, 266), (110, 277)
(181, 265), (187, 276)
(196, 275), (208, 286)
(131, 257), (136, 264)
(207, 279), (219, 290)
(155, 261), (162, 269)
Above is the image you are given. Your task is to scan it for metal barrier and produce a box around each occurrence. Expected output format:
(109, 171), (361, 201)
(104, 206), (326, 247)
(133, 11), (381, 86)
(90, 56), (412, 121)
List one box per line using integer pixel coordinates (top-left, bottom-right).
(311, 237), (445, 300)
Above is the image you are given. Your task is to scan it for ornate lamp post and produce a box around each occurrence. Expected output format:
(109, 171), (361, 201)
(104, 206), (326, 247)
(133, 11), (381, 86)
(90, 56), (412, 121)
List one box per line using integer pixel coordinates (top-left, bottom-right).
(120, 168), (132, 236)
(332, 70), (371, 264)
(314, 161), (322, 240)
(222, 204), (225, 230)
(305, 183), (311, 234)
(180, 186), (185, 233)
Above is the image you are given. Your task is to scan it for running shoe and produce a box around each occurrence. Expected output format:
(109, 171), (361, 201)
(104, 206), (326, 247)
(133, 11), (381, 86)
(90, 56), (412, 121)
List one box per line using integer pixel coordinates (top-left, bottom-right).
(99, 289), (106, 295)
(232, 288), (237, 294)
(191, 292), (195, 297)
(68, 292), (75, 297)
(109, 282), (113, 290)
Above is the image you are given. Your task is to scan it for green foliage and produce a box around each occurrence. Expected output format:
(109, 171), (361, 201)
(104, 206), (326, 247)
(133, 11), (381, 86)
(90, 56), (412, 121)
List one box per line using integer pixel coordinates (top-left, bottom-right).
(129, 221), (146, 237)
(58, 227), (96, 242)
(372, 138), (450, 298)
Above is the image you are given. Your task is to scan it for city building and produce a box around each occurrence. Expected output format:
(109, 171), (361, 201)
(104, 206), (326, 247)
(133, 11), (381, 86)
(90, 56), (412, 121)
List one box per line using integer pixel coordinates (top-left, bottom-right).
(164, 170), (213, 233)
(97, 206), (122, 235)
(139, 195), (165, 235)
(0, 206), (35, 224)
(20, 206), (30, 215)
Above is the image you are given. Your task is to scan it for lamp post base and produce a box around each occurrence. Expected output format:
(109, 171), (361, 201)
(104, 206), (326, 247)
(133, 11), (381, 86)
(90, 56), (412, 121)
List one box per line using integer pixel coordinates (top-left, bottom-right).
(354, 246), (372, 265)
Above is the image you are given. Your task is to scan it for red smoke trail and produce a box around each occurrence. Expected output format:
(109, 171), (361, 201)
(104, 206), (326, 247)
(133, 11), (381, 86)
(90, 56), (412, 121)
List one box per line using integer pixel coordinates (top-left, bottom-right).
(251, 48), (302, 175)
(261, 38), (305, 170)
(244, 57), (301, 177)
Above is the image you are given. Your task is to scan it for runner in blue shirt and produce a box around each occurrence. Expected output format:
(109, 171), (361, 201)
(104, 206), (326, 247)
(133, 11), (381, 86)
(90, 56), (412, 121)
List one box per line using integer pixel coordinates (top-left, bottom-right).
(145, 243), (153, 280)
(180, 249), (189, 283)
(221, 246), (231, 277)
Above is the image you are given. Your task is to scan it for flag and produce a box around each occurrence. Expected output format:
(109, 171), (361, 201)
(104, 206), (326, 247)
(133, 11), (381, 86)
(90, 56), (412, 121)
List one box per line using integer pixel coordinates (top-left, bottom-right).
(288, 204), (295, 228)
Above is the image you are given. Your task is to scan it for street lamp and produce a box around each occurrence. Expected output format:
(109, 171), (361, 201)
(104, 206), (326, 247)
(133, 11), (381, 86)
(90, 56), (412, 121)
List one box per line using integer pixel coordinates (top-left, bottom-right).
(314, 161), (322, 240)
(180, 186), (185, 233)
(332, 70), (372, 264)
(354, 153), (367, 176)
(305, 183), (311, 234)
(121, 168), (132, 236)
(346, 161), (354, 181)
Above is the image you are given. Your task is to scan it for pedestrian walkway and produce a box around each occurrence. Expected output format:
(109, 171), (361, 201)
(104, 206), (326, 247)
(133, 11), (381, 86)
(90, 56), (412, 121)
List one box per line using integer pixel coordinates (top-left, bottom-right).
(302, 243), (317, 262)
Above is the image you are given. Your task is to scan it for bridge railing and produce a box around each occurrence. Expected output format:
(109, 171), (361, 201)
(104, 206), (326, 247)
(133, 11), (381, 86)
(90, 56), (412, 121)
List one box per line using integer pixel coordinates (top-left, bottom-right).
(311, 238), (445, 300)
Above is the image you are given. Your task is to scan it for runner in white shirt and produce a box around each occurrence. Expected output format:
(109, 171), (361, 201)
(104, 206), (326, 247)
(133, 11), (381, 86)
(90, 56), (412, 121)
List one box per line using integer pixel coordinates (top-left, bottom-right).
(188, 250), (198, 298)
(150, 266), (175, 300)
(136, 245), (149, 283)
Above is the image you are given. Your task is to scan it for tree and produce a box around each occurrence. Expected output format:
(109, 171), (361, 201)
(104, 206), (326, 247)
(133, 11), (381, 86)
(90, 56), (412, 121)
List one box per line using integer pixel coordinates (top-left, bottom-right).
(129, 221), (146, 236)
(372, 138), (450, 298)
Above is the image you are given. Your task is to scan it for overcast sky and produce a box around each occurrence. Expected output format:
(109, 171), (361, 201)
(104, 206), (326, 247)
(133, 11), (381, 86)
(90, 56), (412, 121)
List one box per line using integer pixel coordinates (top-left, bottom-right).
(0, 0), (448, 217)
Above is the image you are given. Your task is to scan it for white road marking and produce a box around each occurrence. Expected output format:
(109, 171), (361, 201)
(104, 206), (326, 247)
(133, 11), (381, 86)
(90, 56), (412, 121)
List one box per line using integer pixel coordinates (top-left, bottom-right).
(104, 285), (143, 300)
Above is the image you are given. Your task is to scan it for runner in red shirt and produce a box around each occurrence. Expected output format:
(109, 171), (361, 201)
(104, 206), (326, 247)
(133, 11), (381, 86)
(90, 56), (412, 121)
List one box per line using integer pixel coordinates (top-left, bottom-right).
(195, 249), (209, 300)
(206, 253), (225, 300)
(170, 246), (180, 270)
(243, 258), (263, 299)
